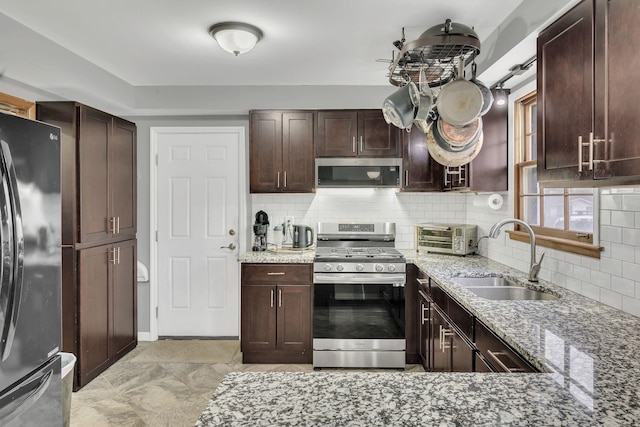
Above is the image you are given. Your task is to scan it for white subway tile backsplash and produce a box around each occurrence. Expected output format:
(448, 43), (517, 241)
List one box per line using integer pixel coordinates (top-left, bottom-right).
(622, 194), (640, 211)
(611, 276), (635, 297)
(581, 283), (601, 300)
(590, 270), (611, 289)
(610, 243), (636, 263)
(622, 297), (640, 317)
(600, 194), (622, 210)
(622, 261), (640, 282)
(600, 226), (623, 243)
(572, 265), (591, 282)
(611, 211), (635, 228)
(600, 289), (623, 310)
(622, 228), (640, 246)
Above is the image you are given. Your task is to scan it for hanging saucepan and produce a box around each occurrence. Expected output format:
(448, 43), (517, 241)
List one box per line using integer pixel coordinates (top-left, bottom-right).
(382, 82), (417, 129)
(427, 126), (484, 167)
(435, 116), (482, 152)
(436, 57), (483, 126)
(413, 68), (436, 133)
(470, 63), (494, 116)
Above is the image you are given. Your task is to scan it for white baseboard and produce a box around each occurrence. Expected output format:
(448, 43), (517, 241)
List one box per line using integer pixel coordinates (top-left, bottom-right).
(138, 332), (154, 342)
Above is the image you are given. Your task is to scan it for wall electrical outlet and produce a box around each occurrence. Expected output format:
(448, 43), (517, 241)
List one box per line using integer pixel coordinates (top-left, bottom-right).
(284, 215), (294, 225)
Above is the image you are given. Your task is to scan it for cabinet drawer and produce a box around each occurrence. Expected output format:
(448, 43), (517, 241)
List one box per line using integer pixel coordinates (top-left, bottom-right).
(475, 320), (537, 373)
(447, 297), (473, 342)
(242, 263), (312, 284)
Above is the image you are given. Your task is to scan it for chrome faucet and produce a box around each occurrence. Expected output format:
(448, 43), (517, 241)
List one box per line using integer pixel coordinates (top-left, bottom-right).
(488, 218), (545, 282)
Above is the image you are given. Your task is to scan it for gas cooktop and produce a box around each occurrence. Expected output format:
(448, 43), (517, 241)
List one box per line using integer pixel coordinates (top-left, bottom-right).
(315, 247), (405, 260)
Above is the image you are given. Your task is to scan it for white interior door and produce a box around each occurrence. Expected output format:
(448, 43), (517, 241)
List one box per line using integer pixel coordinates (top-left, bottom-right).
(155, 127), (240, 337)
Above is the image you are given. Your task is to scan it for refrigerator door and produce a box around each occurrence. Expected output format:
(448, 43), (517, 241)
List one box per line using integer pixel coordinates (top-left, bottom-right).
(0, 114), (61, 391)
(0, 354), (62, 427)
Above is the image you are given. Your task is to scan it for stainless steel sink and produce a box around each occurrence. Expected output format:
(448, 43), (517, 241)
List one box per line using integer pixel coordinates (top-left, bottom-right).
(453, 277), (559, 301)
(463, 286), (558, 301)
(453, 277), (520, 287)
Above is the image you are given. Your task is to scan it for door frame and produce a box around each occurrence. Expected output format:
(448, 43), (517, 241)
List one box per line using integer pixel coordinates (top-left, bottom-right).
(148, 126), (247, 341)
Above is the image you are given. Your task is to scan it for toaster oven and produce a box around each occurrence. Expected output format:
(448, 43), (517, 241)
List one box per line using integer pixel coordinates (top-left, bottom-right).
(415, 223), (478, 255)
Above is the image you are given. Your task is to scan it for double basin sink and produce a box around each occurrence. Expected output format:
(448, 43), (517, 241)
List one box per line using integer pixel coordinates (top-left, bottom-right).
(453, 276), (558, 301)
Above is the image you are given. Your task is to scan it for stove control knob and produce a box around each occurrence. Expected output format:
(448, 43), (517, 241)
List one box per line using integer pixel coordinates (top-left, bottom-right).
(324, 264), (332, 272)
(337, 264), (344, 272)
(375, 264), (384, 272)
(388, 264), (397, 272)
(356, 264), (364, 272)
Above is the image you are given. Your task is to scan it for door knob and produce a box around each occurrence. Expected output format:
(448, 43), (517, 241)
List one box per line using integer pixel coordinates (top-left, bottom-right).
(221, 243), (236, 250)
(229, 229), (236, 236)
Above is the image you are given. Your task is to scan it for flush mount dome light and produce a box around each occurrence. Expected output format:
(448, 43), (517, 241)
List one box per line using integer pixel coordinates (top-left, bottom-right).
(209, 22), (263, 56)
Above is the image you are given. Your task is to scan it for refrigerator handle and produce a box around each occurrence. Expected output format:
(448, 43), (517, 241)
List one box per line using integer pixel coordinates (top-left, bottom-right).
(0, 368), (53, 423)
(0, 141), (25, 361)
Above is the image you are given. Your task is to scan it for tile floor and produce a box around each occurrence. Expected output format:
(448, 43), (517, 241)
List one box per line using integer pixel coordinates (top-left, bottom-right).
(70, 340), (423, 426)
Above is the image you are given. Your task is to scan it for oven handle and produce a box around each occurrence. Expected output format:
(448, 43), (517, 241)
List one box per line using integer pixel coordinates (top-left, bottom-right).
(314, 273), (406, 285)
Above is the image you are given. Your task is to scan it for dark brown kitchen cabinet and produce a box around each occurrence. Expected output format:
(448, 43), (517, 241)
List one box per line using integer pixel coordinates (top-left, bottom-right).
(241, 264), (313, 363)
(538, 0), (640, 186)
(75, 239), (137, 389)
(405, 264), (420, 364)
(37, 101), (137, 390)
(475, 320), (537, 373)
(401, 126), (442, 191)
(249, 110), (315, 193)
(417, 285), (431, 370)
(316, 110), (401, 158)
(37, 102), (137, 244)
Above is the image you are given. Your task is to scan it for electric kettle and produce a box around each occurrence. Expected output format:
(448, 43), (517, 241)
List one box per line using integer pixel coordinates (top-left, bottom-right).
(292, 225), (314, 248)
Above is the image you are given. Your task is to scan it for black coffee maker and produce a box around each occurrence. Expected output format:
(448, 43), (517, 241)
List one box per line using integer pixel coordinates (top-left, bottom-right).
(252, 210), (269, 251)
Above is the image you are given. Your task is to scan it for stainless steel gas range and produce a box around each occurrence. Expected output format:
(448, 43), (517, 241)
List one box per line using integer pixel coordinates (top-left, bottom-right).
(313, 222), (406, 369)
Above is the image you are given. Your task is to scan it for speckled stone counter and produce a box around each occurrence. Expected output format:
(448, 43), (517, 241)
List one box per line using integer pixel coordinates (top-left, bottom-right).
(237, 249), (315, 264)
(207, 250), (640, 425)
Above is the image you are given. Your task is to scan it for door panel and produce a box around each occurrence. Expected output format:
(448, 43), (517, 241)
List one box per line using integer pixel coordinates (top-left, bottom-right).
(112, 240), (136, 359)
(157, 128), (240, 336)
(358, 110), (400, 157)
(402, 125), (442, 191)
(241, 285), (276, 352)
(282, 112), (314, 192)
(110, 118), (136, 237)
(250, 112), (282, 192)
(78, 106), (110, 243)
(277, 285), (311, 352)
(316, 111), (358, 157)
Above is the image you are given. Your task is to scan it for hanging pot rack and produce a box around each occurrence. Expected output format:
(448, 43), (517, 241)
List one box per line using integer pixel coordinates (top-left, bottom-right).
(388, 20), (481, 88)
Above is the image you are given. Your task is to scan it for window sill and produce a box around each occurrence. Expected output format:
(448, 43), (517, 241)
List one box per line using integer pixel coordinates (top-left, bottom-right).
(506, 230), (603, 259)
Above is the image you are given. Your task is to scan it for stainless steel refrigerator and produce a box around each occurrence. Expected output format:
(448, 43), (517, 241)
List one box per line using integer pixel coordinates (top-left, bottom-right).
(0, 113), (62, 426)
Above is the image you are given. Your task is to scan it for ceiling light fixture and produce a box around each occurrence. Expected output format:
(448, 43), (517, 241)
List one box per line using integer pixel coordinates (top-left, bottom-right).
(209, 22), (263, 56)
(495, 84), (507, 106)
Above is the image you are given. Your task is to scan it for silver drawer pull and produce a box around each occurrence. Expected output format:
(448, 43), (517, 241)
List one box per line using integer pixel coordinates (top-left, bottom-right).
(416, 278), (428, 285)
(267, 272), (285, 276)
(487, 350), (517, 373)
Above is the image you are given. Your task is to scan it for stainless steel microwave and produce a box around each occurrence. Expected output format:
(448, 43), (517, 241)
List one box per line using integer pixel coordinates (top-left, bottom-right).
(415, 223), (478, 255)
(316, 158), (402, 188)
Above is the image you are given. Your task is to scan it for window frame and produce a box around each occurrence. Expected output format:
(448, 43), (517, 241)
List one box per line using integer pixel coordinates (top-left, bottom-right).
(512, 91), (602, 258)
(0, 92), (35, 119)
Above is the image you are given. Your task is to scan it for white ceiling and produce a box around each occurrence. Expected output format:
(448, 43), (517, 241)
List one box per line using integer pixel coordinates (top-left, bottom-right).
(0, 0), (579, 115)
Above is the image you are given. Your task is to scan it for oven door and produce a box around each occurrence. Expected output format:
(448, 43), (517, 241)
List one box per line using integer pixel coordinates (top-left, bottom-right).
(313, 273), (406, 367)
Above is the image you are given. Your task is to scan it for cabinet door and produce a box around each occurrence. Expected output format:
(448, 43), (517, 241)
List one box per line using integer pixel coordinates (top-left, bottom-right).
(469, 90), (508, 192)
(316, 111), (358, 157)
(241, 284), (276, 352)
(594, 0), (640, 180)
(77, 245), (111, 386)
(537, 0), (594, 183)
(110, 118), (137, 238)
(276, 285), (311, 353)
(442, 165), (469, 191)
(417, 290), (430, 370)
(402, 126), (442, 191)
(430, 305), (449, 372)
(250, 112), (283, 192)
(282, 112), (315, 192)
(111, 239), (137, 359)
(358, 110), (401, 157)
(451, 330), (474, 372)
(78, 106), (111, 243)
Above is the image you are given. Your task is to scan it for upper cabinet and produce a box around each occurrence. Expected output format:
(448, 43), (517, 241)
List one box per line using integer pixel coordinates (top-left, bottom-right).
(249, 110), (315, 193)
(316, 110), (401, 158)
(37, 102), (137, 245)
(538, 0), (640, 186)
(401, 125), (442, 191)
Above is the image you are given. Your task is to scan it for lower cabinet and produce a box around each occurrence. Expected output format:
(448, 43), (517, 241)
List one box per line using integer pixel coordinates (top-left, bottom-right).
(412, 264), (537, 373)
(70, 239), (137, 389)
(241, 264), (312, 363)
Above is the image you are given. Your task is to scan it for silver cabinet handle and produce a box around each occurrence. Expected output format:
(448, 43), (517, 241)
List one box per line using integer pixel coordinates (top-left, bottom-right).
(588, 132), (594, 171)
(352, 137), (356, 153)
(267, 272), (285, 276)
(277, 171), (280, 188)
(416, 278), (429, 285)
(270, 289), (275, 308)
(220, 243), (236, 250)
(117, 247), (121, 265)
(420, 303), (430, 325)
(578, 135), (583, 172)
(486, 350), (529, 373)
(278, 289), (282, 307)
(440, 325), (455, 352)
(284, 171), (287, 188)
(108, 248), (117, 265)
(116, 216), (120, 234)
(360, 136), (363, 153)
(405, 170), (409, 187)
(109, 217), (116, 234)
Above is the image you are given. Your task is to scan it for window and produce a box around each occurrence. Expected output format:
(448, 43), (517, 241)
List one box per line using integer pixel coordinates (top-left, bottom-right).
(513, 92), (601, 258)
(0, 92), (35, 119)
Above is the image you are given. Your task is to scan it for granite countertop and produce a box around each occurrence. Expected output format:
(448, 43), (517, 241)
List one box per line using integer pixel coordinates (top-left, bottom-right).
(210, 250), (640, 425)
(237, 248), (315, 264)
